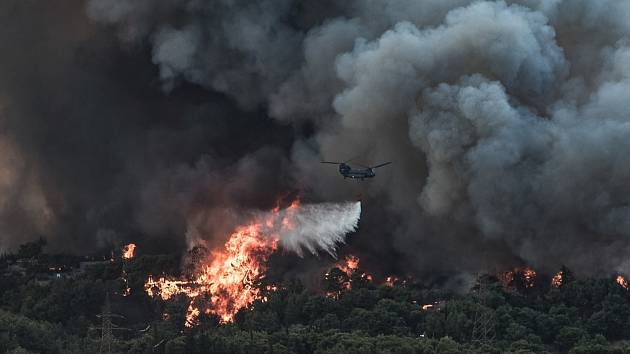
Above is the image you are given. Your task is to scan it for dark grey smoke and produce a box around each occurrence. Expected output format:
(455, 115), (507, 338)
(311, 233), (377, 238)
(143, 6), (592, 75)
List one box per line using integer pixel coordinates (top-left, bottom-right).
(0, 0), (297, 253)
(2, 0), (630, 279)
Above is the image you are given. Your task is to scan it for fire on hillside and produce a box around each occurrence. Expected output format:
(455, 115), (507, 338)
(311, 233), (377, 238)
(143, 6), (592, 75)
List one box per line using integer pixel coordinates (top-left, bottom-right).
(144, 199), (362, 326)
(144, 203), (294, 326)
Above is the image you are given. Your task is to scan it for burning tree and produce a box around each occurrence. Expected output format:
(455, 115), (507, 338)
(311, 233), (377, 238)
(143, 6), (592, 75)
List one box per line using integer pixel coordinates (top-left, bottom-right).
(145, 223), (279, 326)
(323, 255), (375, 298)
(122, 244), (136, 260)
(144, 200), (361, 326)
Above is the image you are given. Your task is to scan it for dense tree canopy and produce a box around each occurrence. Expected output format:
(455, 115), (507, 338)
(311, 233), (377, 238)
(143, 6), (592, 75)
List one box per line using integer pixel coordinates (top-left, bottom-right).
(2, 244), (630, 353)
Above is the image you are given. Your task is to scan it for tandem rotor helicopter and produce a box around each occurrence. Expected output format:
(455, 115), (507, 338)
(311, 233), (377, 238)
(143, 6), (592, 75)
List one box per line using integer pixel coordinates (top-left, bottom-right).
(321, 158), (392, 180)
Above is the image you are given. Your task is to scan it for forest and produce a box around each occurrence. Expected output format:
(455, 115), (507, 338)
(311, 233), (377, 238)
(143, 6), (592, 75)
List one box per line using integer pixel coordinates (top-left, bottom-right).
(2, 239), (630, 354)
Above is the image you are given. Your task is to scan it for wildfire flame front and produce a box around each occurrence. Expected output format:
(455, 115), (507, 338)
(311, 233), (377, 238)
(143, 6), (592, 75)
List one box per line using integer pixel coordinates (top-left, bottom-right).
(144, 200), (362, 326)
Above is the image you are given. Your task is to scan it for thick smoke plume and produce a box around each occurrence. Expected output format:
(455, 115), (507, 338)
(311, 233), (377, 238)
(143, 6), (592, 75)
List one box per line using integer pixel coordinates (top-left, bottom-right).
(3, 0), (630, 280)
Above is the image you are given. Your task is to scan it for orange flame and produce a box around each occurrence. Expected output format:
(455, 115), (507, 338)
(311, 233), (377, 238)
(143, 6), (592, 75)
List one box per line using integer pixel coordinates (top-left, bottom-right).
(144, 202), (303, 325)
(122, 243), (136, 259)
(551, 271), (563, 288)
(337, 255), (360, 277)
(121, 269), (131, 296)
(522, 268), (537, 288)
(617, 275), (628, 290)
(500, 267), (537, 289)
(324, 255), (376, 298)
(120, 243), (136, 295)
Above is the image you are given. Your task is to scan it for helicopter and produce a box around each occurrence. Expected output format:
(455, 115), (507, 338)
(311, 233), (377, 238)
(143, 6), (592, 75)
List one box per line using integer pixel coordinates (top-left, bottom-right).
(321, 159), (392, 180)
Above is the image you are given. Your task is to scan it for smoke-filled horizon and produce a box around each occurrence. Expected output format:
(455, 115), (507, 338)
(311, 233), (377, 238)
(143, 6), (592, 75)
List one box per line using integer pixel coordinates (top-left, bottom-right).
(2, 0), (630, 279)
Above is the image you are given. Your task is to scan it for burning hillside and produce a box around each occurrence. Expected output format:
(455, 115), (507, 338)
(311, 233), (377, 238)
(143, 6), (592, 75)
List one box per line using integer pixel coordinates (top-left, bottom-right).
(145, 200), (361, 325)
(145, 223), (277, 325)
(322, 254), (419, 299)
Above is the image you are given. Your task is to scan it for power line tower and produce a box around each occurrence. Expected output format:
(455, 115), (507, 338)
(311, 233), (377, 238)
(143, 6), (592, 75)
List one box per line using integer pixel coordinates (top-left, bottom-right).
(91, 293), (128, 354)
(471, 273), (496, 345)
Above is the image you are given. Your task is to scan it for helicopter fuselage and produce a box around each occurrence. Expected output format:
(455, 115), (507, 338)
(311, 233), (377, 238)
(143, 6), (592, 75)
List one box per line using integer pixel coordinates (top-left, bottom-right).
(339, 163), (375, 180)
(321, 160), (391, 181)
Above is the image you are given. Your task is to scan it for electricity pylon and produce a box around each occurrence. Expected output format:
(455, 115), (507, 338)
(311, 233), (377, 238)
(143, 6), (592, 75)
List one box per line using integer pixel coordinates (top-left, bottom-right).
(91, 293), (128, 354)
(471, 273), (496, 345)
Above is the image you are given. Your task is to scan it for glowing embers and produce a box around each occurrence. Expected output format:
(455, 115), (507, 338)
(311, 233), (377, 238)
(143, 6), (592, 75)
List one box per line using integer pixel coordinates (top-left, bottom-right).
(384, 276), (408, 288)
(323, 255), (413, 298)
(551, 271), (563, 288)
(324, 255), (377, 298)
(616, 275), (629, 290)
(120, 243), (136, 296)
(522, 268), (537, 288)
(500, 267), (537, 290)
(121, 270), (131, 297)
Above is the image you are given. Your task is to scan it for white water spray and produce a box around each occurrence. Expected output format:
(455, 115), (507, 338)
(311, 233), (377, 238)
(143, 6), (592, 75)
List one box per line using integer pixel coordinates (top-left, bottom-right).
(271, 201), (361, 257)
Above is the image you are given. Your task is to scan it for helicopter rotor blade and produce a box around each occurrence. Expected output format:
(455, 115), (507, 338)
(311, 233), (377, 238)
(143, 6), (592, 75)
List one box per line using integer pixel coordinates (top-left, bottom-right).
(370, 162), (392, 169)
(320, 161), (343, 164)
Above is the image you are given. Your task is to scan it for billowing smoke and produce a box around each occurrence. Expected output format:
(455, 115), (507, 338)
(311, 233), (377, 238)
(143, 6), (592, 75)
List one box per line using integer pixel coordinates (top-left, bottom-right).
(3, 0), (630, 279)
